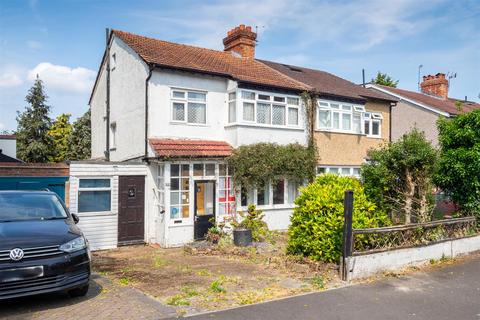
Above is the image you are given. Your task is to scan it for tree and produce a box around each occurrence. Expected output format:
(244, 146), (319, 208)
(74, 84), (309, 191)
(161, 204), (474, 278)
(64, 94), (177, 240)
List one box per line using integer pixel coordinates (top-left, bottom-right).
(361, 128), (437, 223)
(48, 113), (73, 162)
(371, 71), (399, 88)
(434, 110), (480, 217)
(16, 76), (54, 162)
(67, 109), (91, 160)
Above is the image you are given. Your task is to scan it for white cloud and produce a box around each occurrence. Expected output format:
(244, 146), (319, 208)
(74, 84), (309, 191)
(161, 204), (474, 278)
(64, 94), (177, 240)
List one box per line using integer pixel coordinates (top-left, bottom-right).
(0, 72), (23, 88)
(27, 62), (95, 93)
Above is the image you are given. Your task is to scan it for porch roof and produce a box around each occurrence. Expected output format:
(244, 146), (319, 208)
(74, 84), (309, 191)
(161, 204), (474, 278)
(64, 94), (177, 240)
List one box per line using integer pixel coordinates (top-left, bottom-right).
(149, 139), (233, 158)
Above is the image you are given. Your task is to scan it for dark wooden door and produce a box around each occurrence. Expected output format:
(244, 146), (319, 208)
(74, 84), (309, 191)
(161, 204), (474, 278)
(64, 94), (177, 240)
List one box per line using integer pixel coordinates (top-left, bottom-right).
(194, 181), (215, 240)
(118, 175), (145, 244)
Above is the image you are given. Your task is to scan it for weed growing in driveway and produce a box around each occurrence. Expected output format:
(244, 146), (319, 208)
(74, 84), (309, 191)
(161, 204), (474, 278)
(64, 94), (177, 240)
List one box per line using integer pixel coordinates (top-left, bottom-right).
(181, 285), (200, 297)
(166, 294), (191, 306)
(196, 269), (213, 277)
(209, 279), (226, 293)
(119, 277), (131, 286)
(153, 255), (167, 268)
(311, 276), (325, 289)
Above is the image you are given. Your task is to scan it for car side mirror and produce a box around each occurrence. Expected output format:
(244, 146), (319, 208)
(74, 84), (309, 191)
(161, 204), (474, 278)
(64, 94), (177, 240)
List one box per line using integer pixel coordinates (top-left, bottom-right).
(72, 213), (80, 224)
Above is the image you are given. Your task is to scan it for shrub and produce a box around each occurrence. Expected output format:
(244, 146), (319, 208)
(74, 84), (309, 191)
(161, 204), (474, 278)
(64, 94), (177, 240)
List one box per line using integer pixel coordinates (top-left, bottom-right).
(287, 174), (390, 262)
(232, 204), (270, 242)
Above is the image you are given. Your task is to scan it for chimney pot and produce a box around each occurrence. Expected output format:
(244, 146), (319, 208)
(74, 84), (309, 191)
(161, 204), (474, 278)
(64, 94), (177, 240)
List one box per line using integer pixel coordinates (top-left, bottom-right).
(223, 24), (257, 59)
(420, 73), (449, 100)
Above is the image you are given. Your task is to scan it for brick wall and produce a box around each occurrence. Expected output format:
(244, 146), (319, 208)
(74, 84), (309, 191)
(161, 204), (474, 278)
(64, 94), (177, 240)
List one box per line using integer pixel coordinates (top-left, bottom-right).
(0, 163), (69, 176)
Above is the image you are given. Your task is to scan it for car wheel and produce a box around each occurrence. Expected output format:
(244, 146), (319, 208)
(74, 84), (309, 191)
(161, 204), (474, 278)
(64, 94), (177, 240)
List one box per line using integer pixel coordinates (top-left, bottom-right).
(68, 284), (89, 298)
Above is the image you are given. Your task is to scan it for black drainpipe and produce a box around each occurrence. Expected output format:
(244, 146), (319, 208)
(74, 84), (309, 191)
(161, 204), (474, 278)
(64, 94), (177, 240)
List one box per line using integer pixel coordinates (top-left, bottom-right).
(105, 28), (111, 161)
(144, 65), (154, 161)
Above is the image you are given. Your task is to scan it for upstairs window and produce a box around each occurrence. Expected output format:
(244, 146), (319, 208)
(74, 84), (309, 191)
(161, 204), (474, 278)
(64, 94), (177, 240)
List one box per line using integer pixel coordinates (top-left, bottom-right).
(364, 112), (383, 137)
(228, 92), (236, 123)
(171, 89), (207, 124)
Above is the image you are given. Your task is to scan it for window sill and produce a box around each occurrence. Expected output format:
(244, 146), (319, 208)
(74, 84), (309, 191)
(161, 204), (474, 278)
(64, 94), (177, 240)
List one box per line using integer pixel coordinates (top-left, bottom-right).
(170, 121), (209, 127)
(366, 135), (383, 139)
(316, 129), (367, 136)
(239, 204), (295, 211)
(225, 123), (303, 131)
(76, 211), (115, 217)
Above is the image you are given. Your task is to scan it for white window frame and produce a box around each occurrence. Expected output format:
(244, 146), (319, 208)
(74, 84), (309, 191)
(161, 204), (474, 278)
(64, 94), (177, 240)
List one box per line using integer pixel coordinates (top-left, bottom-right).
(77, 177), (113, 214)
(238, 90), (301, 128)
(228, 91), (237, 123)
(239, 179), (299, 209)
(316, 166), (361, 178)
(364, 112), (383, 138)
(170, 88), (207, 125)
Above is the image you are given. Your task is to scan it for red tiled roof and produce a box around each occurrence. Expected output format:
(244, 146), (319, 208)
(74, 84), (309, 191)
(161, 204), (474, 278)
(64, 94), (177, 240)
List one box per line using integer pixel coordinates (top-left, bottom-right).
(112, 30), (309, 92)
(0, 134), (16, 139)
(149, 139), (232, 158)
(375, 85), (480, 115)
(260, 60), (397, 102)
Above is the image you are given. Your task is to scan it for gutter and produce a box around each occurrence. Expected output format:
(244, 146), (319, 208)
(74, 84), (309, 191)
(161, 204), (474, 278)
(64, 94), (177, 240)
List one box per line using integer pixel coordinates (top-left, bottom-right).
(144, 65), (154, 162)
(105, 28), (111, 161)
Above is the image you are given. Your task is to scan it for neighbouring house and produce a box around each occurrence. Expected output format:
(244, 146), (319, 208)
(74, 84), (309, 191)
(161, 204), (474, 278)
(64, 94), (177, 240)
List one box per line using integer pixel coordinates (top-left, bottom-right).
(0, 134), (20, 162)
(72, 25), (396, 250)
(367, 73), (480, 146)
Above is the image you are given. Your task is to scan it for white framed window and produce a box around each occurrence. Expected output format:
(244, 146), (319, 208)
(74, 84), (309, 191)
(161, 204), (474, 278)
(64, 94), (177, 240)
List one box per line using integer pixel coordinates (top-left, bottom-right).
(170, 164), (190, 220)
(239, 90), (301, 127)
(316, 166), (361, 178)
(218, 164), (235, 216)
(240, 179), (300, 208)
(78, 178), (112, 213)
(364, 112), (383, 138)
(228, 91), (236, 123)
(171, 89), (207, 124)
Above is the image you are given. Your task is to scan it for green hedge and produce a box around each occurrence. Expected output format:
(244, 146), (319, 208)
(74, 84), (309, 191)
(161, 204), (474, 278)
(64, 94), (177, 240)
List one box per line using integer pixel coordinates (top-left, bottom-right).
(287, 174), (390, 262)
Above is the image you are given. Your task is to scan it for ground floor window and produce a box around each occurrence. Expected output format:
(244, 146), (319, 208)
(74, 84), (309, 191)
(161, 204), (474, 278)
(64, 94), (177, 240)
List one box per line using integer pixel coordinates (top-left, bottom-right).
(316, 166), (360, 178)
(170, 164), (190, 219)
(240, 179), (299, 208)
(218, 164), (235, 216)
(78, 178), (111, 213)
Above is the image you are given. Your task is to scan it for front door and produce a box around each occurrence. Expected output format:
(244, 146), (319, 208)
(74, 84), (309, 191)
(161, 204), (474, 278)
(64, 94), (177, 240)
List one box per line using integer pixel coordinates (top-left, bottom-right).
(118, 175), (145, 244)
(194, 181), (215, 240)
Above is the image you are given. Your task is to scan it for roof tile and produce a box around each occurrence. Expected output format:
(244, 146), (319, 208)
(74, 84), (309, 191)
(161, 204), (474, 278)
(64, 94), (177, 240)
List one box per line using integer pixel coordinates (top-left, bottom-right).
(149, 139), (233, 158)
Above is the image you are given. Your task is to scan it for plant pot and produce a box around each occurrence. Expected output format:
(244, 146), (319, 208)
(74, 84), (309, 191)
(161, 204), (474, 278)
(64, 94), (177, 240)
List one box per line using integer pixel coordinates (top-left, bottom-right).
(233, 228), (252, 247)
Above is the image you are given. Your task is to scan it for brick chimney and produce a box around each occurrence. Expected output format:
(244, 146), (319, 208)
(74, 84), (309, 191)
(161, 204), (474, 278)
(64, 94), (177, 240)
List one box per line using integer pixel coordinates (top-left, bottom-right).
(420, 73), (449, 99)
(223, 24), (257, 59)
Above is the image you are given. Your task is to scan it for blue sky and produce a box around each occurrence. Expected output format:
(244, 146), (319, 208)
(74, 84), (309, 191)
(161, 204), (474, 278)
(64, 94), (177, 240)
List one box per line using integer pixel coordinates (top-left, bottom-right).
(0, 0), (479, 131)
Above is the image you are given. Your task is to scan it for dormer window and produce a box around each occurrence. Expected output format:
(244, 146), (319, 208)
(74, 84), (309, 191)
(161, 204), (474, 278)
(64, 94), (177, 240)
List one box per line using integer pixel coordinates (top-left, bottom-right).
(171, 89), (207, 124)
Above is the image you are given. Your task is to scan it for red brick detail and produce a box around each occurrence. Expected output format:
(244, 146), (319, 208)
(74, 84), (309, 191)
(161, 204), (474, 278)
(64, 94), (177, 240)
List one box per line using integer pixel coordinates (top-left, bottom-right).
(421, 73), (449, 100)
(149, 139), (232, 158)
(223, 24), (257, 59)
(0, 163), (69, 177)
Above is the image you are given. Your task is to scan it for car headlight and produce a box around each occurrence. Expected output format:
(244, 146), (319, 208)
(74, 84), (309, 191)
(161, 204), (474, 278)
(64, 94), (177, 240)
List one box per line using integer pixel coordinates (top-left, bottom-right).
(60, 236), (87, 253)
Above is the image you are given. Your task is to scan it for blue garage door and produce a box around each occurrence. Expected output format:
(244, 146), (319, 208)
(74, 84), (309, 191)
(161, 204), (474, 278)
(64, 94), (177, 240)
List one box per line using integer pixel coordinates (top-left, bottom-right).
(0, 177), (69, 201)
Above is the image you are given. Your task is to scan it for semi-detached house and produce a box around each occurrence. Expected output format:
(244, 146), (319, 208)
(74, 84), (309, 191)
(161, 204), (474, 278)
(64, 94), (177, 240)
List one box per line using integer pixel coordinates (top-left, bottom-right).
(70, 25), (396, 250)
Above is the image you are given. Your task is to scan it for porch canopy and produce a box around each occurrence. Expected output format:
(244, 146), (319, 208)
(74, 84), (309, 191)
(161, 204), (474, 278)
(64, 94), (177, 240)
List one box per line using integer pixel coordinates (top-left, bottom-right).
(149, 139), (233, 158)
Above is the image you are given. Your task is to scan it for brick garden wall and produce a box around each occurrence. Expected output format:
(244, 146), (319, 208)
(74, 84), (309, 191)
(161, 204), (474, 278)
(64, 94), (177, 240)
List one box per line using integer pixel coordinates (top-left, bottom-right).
(0, 163), (69, 176)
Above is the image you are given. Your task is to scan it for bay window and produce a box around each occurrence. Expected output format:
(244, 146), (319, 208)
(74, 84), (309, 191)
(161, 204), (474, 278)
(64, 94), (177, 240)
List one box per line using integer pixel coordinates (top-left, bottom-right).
(171, 89), (207, 124)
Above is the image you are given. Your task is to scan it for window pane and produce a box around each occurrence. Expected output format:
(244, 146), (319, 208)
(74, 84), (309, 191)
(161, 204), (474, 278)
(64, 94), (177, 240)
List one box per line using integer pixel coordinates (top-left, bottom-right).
(182, 205), (189, 218)
(342, 113), (351, 130)
(274, 96), (285, 103)
(187, 103), (206, 124)
(188, 91), (206, 102)
(241, 91), (255, 100)
(258, 94), (270, 101)
(181, 178), (189, 190)
(319, 110), (330, 128)
(273, 180), (285, 205)
(329, 167), (339, 174)
(180, 164), (189, 176)
(173, 102), (185, 121)
(287, 181), (299, 203)
(172, 91), (185, 99)
(181, 192), (189, 205)
(243, 102), (255, 121)
(353, 168), (360, 177)
(219, 203), (226, 215)
(287, 97), (299, 105)
(241, 187), (254, 207)
(288, 108), (299, 125)
(330, 103), (340, 109)
(229, 101), (236, 123)
(193, 164), (203, 176)
(353, 113), (362, 133)
(171, 178), (179, 190)
(341, 168), (351, 175)
(372, 121), (380, 136)
(78, 191), (111, 212)
(257, 103), (271, 124)
(342, 105), (352, 111)
(205, 164), (215, 176)
(316, 167), (326, 175)
(171, 164), (180, 177)
(79, 179), (110, 188)
(319, 102), (329, 107)
(272, 105), (285, 125)
(229, 92), (236, 100)
(364, 120), (370, 135)
(219, 164), (227, 176)
(171, 192), (180, 205)
(257, 183), (270, 206)
(333, 113), (340, 129)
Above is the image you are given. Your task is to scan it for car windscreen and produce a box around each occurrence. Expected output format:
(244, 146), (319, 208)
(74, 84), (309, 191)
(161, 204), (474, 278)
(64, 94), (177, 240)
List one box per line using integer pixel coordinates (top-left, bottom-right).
(0, 193), (68, 222)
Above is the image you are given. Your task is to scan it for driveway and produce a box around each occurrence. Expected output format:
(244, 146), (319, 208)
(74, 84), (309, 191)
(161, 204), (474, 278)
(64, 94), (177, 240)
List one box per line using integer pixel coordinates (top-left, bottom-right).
(185, 256), (480, 320)
(0, 274), (176, 320)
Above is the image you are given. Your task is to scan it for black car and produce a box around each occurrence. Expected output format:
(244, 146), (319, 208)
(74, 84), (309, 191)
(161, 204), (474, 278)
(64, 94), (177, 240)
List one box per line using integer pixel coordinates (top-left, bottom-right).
(0, 190), (90, 300)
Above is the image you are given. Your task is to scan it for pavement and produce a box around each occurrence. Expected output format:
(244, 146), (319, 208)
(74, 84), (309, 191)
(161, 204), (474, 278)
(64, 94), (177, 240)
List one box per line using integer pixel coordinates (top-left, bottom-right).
(0, 273), (177, 320)
(184, 257), (480, 320)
